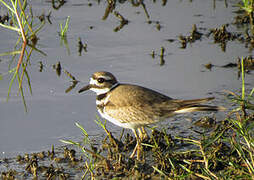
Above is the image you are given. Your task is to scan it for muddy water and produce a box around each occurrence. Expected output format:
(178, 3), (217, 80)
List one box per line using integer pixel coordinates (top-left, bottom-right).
(0, 0), (253, 159)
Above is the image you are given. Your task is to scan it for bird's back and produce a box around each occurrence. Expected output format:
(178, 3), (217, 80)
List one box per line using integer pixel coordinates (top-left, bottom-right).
(103, 84), (179, 128)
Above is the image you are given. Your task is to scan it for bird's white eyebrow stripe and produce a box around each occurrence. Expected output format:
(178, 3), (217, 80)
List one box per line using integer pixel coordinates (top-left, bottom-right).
(98, 75), (112, 80)
(89, 78), (97, 85)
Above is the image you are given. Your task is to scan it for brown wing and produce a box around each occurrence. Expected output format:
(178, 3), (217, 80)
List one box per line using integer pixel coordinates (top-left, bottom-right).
(107, 84), (173, 107)
(104, 84), (216, 125)
(104, 84), (178, 124)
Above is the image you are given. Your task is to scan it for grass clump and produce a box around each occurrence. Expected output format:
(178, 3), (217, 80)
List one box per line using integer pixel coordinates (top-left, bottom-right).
(0, 0), (45, 111)
(59, 16), (70, 38)
(239, 0), (254, 33)
(58, 16), (70, 55)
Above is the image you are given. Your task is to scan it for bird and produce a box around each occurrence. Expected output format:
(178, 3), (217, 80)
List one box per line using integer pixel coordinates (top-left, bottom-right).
(78, 71), (225, 160)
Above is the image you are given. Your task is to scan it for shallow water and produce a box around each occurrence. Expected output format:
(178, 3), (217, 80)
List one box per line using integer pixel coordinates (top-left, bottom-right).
(0, 0), (253, 158)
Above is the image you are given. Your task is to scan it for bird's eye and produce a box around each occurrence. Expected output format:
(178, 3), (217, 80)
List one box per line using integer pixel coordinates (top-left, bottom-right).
(97, 77), (105, 83)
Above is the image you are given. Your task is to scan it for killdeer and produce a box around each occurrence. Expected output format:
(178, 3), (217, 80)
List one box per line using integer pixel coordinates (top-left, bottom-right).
(79, 71), (225, 160)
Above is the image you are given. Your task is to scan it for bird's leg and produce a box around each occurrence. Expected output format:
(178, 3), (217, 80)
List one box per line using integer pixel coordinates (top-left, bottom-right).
(137, 128), (143, 141)
(130, 129), (142, 160)
(130, 144), (137, 159)
(137, 126), (148, 141)
(141, 126), (148, 140)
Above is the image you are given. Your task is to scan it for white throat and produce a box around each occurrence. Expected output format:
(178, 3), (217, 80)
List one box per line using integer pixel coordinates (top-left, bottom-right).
(91, 87), (110, 95)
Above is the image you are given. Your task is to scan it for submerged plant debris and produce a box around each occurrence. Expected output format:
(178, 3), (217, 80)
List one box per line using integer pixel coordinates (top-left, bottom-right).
(208, 24), (241, 52)
(238, 55), (254, 71)
(179, 24), (203, 49)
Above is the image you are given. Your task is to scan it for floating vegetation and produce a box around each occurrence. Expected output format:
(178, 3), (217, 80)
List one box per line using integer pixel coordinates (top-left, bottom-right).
(203, 56), (254, 79)
(203, 63), (214, 70)
(46, 11), (52, 24)
(102, 0), (115, 20)
(234, 9), (250, 26)
(64, 69), (79, 93)
(209, 24), (237, 43)
(236, 55), (254, 78)
(63, 69), (77, 82)
(38, 61), (44, 72)
(161, 0), (167, 6)
(208, 24), (241, 52)
(36, 10), (52, 25)
(113, 11), (129, 32)
(0, 13), (9, 24)
(221, 62), (238, 68)
(155, 21), (162, 31)
(78, 37), (87, 56)
(130, 0), (150, 21)
(51, 0), (66, 10)
(150, 50), (155, 59)
(238, 55), (254, 71)
(179, 24), (203, 49)
(193, 115), (217, 128)
(166, 39), (175, 43)
(150, 46), (166, 66)
(52, 61), (79, 93)
(159, 46), (165, 66)
(102, 0), (150, 30)
(65, 80), (79, 93)
(239, 0), (254, 33)
(37, 11), (45, 22)
(52, 61), (62, 77)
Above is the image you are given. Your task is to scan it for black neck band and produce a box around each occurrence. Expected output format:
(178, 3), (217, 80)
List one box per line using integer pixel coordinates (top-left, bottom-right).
(96, 83), (119, 100)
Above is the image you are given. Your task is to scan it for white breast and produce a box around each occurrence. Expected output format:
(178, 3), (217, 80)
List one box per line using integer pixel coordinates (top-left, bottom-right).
(97, 108), (133, 129)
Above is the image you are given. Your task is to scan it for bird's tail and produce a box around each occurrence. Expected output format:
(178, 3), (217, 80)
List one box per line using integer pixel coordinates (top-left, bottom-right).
(174, 97), (226, 114)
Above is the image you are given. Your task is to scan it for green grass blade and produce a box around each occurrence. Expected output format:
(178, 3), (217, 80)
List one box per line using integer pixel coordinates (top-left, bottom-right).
(24, 68), (32, 95)
(60, 139), (80, 145)
(94, 115), (107, 129)
(63, 16), (70, 34)
(0, 22), (20, 32)
(8, 67), (17, 74)
(141, 143), (155, 148)
(179, 164), (191, 173)
(21, 0), (27, 11)
(204, 128), (227, 148)
(20, 85), (28, 112)
(152, 166), (169, 178)
(27, 44), (47, 56)
(249, 88), (254, 97)
(32, 20), (45, 35)
(0, 50), (21, 56)
(7, 70), (17, 102)
(0, 0), (15, 13)
(59, 16), (70, 37)
(75, 122), (89, 137)
(17, 72), (28, 112)
(241, 57), (245, 100)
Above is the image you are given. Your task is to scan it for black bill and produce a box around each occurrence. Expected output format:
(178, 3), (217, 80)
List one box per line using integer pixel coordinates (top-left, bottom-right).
(78, 85), (91, 93)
